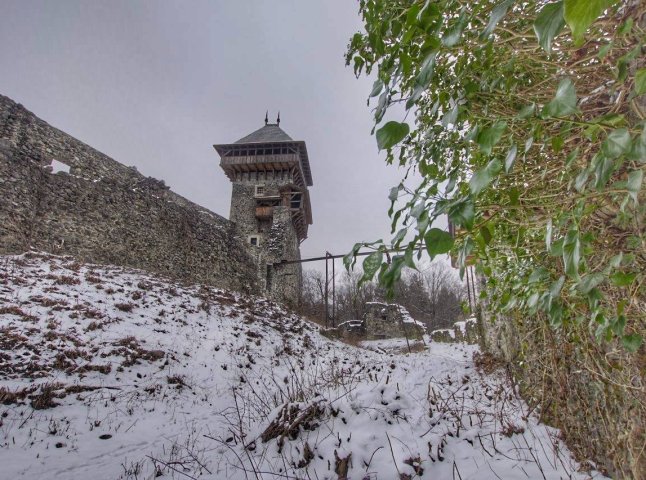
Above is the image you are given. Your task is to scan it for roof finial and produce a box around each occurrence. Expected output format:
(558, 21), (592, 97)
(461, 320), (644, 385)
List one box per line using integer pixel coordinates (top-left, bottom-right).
(276, 111), (281, 126)
(264, 110), (268, 126)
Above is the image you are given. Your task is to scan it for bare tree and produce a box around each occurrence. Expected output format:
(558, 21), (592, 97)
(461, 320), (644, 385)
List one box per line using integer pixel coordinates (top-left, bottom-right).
(300, 260), (466, 330)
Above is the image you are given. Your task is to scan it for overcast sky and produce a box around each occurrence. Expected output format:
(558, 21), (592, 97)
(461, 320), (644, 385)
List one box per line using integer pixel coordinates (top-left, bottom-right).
(0, 1), (439, 269)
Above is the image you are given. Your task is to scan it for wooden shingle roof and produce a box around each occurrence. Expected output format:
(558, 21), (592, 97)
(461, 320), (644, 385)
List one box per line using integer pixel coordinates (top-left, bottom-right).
(234, 124), (293, 144)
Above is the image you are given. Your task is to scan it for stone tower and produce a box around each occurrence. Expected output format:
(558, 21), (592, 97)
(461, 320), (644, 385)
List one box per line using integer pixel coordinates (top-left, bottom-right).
(214, 116), (313, 307)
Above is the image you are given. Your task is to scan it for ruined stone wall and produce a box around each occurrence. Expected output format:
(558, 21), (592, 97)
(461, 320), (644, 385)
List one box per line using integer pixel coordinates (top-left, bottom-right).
(363, 303), (425, 340)
(0, 94), (258, 293)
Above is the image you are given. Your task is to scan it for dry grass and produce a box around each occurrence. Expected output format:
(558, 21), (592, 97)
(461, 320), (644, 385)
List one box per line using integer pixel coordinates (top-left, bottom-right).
(0, 305), (38, 322)
(55, 275), (80, 286)
(30, 383), (63, 410)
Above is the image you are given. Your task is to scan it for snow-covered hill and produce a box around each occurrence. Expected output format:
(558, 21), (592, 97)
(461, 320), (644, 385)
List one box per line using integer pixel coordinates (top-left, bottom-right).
(0, 253), (604, 479)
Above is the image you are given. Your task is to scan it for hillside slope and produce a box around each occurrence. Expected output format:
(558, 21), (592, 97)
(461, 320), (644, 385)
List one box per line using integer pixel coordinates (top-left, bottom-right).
(0, 253), (604, 479)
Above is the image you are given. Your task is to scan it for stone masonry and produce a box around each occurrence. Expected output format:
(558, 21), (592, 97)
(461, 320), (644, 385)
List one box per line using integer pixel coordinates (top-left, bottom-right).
(363, 302), (426, 340)
(0, 94), (258, 294)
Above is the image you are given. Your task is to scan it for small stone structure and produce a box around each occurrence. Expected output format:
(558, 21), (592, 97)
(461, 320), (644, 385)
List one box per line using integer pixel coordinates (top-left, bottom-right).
(430, 317), (479, 344)
(336, 320), (366, 339)
(0, 95), (313, 305)
(363, 302), (425, 340)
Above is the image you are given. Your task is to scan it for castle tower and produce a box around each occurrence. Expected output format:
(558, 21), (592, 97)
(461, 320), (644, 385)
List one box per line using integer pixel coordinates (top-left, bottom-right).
(214, 116), (313, 306)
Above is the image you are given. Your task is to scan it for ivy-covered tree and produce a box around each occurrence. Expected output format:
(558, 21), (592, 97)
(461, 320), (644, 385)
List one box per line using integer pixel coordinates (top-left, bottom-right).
(345, 0), (644, 350)
(345, 1), (644, 476)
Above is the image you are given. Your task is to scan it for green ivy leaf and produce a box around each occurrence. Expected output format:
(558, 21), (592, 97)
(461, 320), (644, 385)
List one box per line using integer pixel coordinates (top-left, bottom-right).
(504, 144), (517, 173)
(534, 1), (565, 53)
(550, 275), (566, 298)
(477, 121), (507, 155)
(457, 236), (474, 278)
(545, 218), (553, 251)
(635, 68), (646, 96)
(424, 228), (454, 257)
(481, 0), (515, 39)
(610, 271), (636, 287)
(627, 169), (643, 204)
(370, 79), (384, 97)
(574, 168), (589, 192)
(602, 128), (631, 159)
(376, 121), (410, 150)
(577, 273), (604, 294)
(517, 103), (535, 119)
(470, 158), (503, 195)
(565, 148), (579, 167)
(343, 242), (363, 270)
(622, 333), (643, 352)
(480, 224), (493, 245)
(448, 198), (475, 230)
(360, 251), (383, 286)
(389, 184), (402, 202)
(562, 229), (581, 279)
(442, 14), (466, 47)
(563, 0), (615, 42)
(542, 78), (578, 117)
(442, 104), (459, 127)
(594, 155), (616, 190)
(629, 127), (646, 163)
(380, 255), (407, 297)
(611, 315), (626, 336)
(618, 17), (633, 35)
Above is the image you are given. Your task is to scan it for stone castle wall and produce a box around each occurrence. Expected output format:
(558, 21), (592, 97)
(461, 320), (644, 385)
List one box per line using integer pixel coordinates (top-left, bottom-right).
(0, 94), (258, 293)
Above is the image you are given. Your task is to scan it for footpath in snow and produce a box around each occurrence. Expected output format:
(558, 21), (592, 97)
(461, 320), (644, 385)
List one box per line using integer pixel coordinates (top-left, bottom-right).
(0, 253), (605, 479)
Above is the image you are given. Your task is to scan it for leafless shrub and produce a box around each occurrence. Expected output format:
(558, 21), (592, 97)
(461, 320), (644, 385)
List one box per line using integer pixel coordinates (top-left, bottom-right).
(115, 302), (134, 312)
(63, 262), (81, 272)
(473, 351), (505, 375)
(167, 375), (187, 389)
(85, 274), (102, 284)
(86, 321), (102, 331)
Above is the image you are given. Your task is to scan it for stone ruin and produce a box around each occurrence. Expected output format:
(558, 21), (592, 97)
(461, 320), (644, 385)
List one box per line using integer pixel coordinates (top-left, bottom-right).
(430, 317), (480, 344)
(0, 95), (312, 308)
(336, 302), (426, 340)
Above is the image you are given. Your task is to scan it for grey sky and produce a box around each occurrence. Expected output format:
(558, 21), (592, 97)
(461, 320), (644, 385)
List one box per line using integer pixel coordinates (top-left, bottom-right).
(0, 0), (424, 265)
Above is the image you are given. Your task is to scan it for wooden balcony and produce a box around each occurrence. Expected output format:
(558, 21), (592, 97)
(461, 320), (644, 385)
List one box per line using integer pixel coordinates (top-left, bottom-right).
(255, 206), (274, 219)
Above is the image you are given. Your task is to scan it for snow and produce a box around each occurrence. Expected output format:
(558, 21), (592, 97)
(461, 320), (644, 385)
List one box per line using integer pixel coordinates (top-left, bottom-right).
(48, 159), (71, 174)
(0, 253), (606, 479)
(396, 304), (426, 329)
(454, 317), (476, 335)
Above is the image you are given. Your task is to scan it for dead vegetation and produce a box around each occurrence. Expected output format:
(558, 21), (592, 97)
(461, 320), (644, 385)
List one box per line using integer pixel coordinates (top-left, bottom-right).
(473, 351), (505, 375)
(260, 398), (326, 449)
(110, 336), (165, 367)
(0, 305), (38, 322)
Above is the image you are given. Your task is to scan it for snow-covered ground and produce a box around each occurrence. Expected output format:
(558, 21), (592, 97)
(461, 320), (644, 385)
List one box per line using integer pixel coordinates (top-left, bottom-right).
(0, 253), (605, 479)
